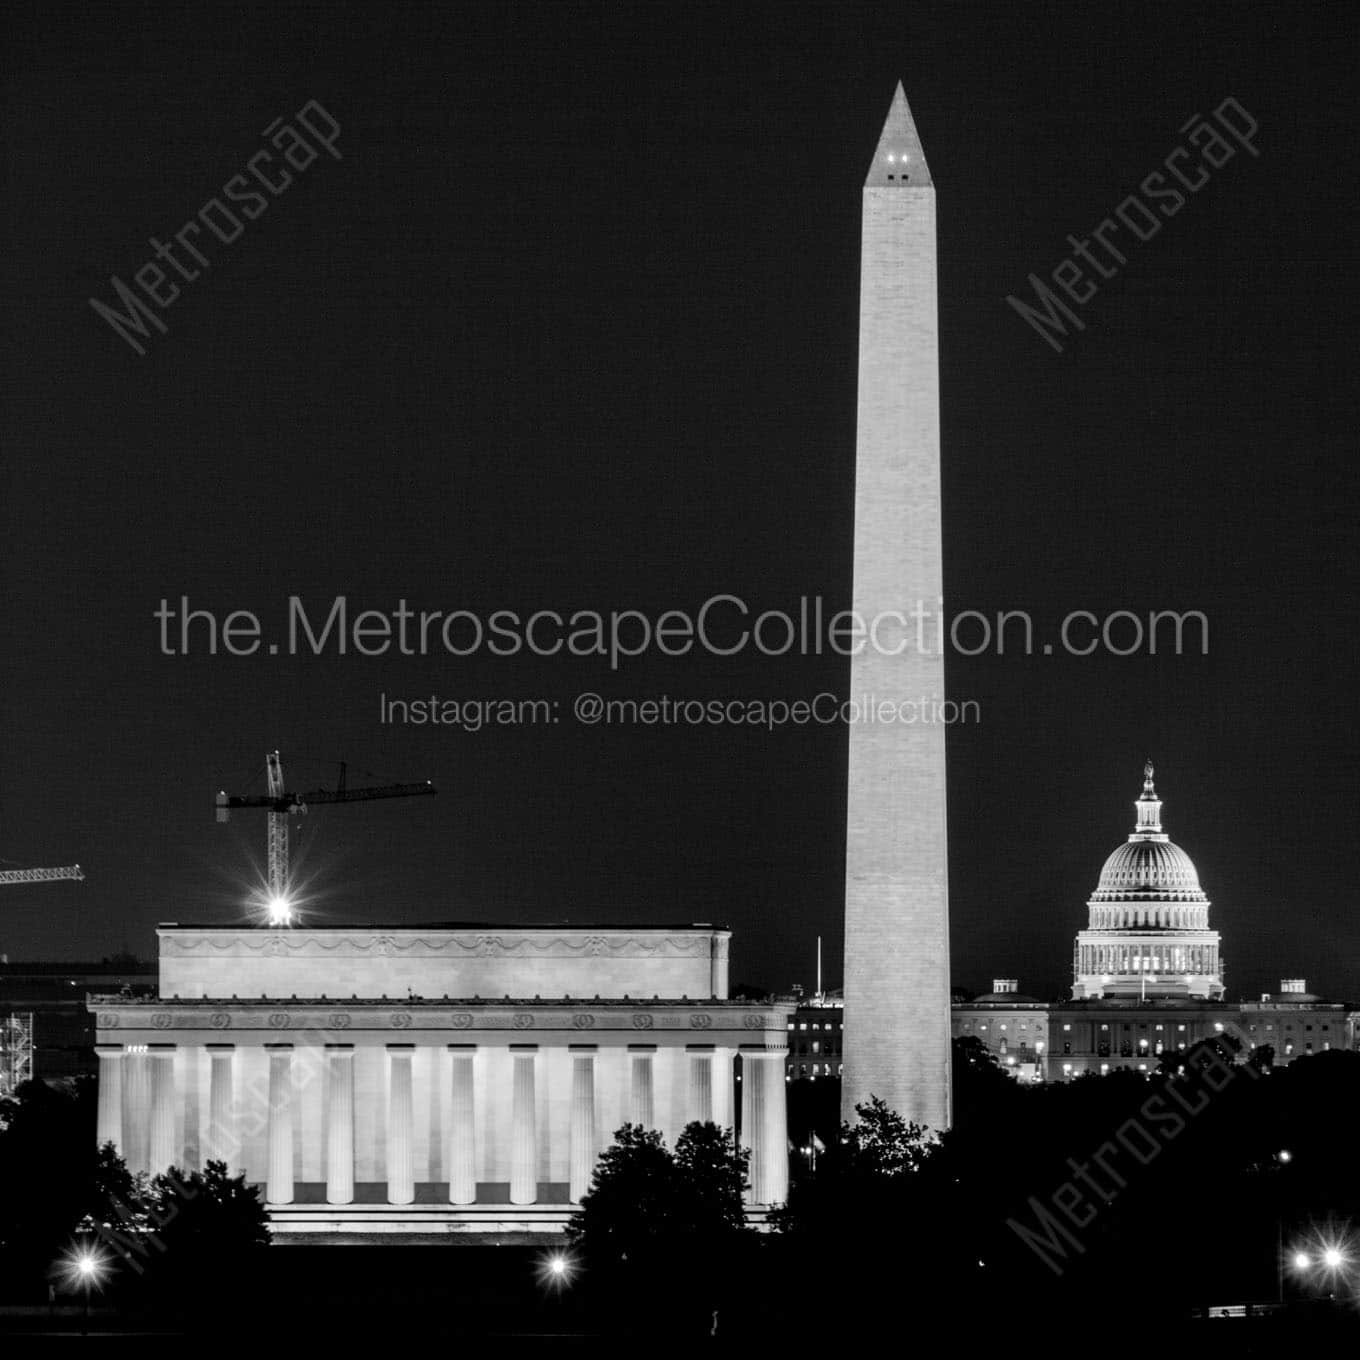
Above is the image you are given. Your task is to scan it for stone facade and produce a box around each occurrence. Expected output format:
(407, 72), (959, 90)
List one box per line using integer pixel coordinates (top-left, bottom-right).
(89, 924), (787, 1238)
(156, 923), (729, 1001)
(842, 83), (952, 1132)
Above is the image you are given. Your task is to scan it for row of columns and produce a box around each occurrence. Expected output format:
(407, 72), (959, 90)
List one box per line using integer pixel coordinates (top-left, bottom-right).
(1079, 943), (1217, 975)
(1097, 907), (1207, 929)
(95, 1041), (787, 1207)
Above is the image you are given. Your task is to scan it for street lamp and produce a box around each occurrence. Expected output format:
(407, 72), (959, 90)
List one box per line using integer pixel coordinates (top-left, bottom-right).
(58, 1239), (110, 1334)
(1287, 1228), (1354, 1304)
(536, 1249), (578, 1294)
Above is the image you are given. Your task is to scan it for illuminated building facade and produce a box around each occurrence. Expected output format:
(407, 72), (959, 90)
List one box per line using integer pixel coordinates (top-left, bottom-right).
(952, 980), (1048, 1081)
(805, 765), (1358, 1087)
(785, 997), (844, 1081)
(1071, 764), (1223, 1001)
(88, 923), (789, 1237)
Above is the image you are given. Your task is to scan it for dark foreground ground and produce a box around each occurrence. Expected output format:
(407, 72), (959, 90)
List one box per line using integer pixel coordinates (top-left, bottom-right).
(3, 1243), (1360, 1349)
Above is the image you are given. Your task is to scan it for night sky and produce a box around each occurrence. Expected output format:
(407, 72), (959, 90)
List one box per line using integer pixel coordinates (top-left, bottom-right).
(3, 2), (1357, 1003)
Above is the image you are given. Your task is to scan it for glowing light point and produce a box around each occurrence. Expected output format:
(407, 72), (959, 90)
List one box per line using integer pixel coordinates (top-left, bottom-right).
(266, 894), (294, 926)
(59, 1243), (111, 1293)
(536, 1248), (578, 1291)
(1293, 1252), (1311, 1270)
(1323, 1247), (1344, 1269)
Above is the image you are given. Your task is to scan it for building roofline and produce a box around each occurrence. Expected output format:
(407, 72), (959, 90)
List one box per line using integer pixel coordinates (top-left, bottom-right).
(88, 994), (768, 1008)
(154, 921), (731, 933)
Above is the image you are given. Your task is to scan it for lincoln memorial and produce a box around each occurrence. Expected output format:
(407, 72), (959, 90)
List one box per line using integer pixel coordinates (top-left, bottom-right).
(88, 923), (789, 1238)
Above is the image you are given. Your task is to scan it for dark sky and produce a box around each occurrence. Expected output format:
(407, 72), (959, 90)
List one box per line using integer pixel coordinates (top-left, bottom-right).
(2, 1), (1357, 1003)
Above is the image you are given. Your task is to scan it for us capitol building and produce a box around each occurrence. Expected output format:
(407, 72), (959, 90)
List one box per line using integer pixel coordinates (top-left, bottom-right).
(1070, 763), (1222, 1002)
(953, 763), (1355, 1079)
(787, 763), (1356, 1085)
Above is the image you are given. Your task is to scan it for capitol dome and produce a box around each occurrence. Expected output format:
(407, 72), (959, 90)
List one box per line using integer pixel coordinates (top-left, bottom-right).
(1088, 762), (1209, 904)
(1071, 762), (1223, 1001)
(1091, 838), (1207, 902)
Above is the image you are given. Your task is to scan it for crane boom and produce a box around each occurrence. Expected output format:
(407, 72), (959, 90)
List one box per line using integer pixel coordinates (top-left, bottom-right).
(0, 864), (84, 885)
(215, 752), (435, 926)
(216, 782), (435, 813)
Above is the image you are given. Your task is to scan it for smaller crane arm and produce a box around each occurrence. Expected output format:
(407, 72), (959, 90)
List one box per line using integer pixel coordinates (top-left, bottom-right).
(0, 865), (84, 885)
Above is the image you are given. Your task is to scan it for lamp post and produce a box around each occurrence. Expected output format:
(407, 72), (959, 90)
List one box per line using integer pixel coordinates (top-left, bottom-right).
(58, 1236), (110, 1336)
(536, 1248), (578, 1295)
(1273, 1150), (1291, 1305)
(1287, 1225), (1354, 1307)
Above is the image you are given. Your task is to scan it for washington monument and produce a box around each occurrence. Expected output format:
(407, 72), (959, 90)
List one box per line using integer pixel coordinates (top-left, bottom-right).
(841, 84), (952, 1131)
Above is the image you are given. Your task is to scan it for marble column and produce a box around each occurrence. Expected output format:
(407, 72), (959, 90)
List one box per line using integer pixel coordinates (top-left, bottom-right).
(266, 1046), (294, 1204)
(740, 1049), (789, 1206)
(509, 1048), (537, 1205)
(387, 1045), (414, 1205)
(326, 1046), (354, 1205)
(122, 1052), (151, 1175)
(568, 1048), (596, 1203)
(204, 1045), (236, 1169)
(448, 1047), (476, 1205)
(712, 1047), (735, 1132)
(629, 1046), (655, 1129)
(95, 1046), (123, 1153)
(687, 1046), (714, 1124)
(148, 1046), (177, 1174)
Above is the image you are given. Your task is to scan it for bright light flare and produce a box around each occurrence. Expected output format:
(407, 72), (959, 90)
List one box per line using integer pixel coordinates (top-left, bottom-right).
(1289, 1228), (1355, 1279)
(265, 894), (294, 926)
(536, 1249), (579, 1292)
(58, 1243), (111, 1293)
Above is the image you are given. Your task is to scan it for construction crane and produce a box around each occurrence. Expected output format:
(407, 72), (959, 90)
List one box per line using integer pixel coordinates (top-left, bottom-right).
(1, 856), (83, 1095)
(216, 751), (435, 926)
(0, 863), (84, 886)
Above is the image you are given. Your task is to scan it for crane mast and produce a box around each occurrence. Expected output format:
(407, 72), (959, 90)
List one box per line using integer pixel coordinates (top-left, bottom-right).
(265, 750), (289, 912)
(1, 853), (84, 1096)
(216, 751), (435, 927)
